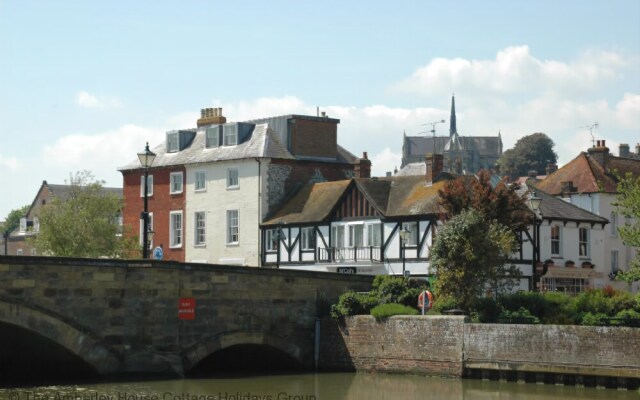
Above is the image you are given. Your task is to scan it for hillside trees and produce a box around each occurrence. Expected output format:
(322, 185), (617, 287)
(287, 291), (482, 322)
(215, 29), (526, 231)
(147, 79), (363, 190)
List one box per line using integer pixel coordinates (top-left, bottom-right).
(498, 133), (557, 180)
(1, 205), (30, 234)
(614, 172), (640, 282)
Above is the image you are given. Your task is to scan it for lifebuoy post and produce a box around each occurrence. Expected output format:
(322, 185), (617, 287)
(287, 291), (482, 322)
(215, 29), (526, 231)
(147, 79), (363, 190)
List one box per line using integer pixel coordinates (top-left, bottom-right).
(418, 290), (433, 315)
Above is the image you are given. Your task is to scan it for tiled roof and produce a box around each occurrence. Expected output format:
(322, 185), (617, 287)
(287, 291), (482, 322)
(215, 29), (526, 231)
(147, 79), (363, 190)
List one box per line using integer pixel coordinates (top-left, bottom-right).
(385, 176), (446, 216)
(536, 152), (640, 195)
(397, 162), (426, 176)
(530, 186), (608, 224)
(262, 180), (351, 226)
(119, 124), (294, 171)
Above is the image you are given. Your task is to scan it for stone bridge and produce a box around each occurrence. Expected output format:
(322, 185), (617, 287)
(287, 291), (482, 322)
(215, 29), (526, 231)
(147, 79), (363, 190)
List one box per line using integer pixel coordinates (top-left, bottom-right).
(0, 256), (371, 378)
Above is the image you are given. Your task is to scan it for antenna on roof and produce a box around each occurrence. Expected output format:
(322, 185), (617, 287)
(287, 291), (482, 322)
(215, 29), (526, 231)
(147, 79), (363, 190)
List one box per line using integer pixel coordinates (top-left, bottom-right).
(417, 120), (446, 155)
(579, 122), (599, 147)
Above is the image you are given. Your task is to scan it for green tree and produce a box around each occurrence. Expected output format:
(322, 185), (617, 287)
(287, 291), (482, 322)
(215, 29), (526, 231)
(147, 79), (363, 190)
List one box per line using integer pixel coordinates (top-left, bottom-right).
(1, 205), (30, 234)
(498, 133), (557, 180)
(32, 171), (137, 258)
(614, 172), (640, 282)
(431, 209), (519, 311)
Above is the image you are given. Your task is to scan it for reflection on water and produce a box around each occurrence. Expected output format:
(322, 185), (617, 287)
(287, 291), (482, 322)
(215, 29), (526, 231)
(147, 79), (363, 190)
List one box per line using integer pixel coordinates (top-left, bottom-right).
(0, 372), (638, 400)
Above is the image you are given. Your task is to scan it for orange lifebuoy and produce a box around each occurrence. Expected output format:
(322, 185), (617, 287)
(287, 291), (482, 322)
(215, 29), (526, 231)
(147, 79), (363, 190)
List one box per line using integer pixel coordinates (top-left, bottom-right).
(418, 290), (434, 310)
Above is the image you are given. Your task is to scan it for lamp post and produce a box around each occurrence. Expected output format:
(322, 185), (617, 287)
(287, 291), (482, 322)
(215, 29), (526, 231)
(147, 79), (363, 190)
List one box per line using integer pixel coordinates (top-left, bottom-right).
(399, 227), (410, 277)
(275, 222), (285, 269)
(137, 142), (156, 259)
(529, 192), (542, 291)
(2, 230), (9, 256)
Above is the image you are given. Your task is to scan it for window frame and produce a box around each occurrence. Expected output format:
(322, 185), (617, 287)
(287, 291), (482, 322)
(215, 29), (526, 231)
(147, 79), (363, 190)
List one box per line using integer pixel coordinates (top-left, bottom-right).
(348, 224), (364, 248)
(169, 211), (183, 249)
(226, 210), (239, 244)
(205, 127), (219, 148)
(579, 227), (589, 258)
(550, 225), (561, 256)
(170, 172), (183, 194)
(223, 124), (237, 146)
(366, 222), (382, 247)
(140, 175), (154, 197)
(166, 132), (179, 153)
(331, 225), (345, 248)
(402, 221), (418, 246)
(301, 227), (316, 251)
(610, 211), (618, 237)
(194, 171), (206, 192)
(194, 211), (206, 246)
(227, 168), (239, 189)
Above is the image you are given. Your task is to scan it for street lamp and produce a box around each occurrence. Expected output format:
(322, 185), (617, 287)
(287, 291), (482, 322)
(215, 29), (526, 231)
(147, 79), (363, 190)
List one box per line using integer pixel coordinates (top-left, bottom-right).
(137, 142), (156, 259)
(2, 230), (9, 256)
(399, 227), (410, 277)
(275, 222), (285, 269)
(529, 191), (542, 291)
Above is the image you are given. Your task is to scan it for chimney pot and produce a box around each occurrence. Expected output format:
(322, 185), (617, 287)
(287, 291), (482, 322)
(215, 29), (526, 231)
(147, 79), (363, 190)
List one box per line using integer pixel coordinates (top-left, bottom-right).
(602, 140), (606, 147)
(363, 151), (368, 160)
(321, 111), (326, 117)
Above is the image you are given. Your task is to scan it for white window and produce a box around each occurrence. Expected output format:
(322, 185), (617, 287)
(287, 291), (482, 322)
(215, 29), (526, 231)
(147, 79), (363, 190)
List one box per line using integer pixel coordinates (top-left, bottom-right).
(194, 212), (206, 246)
(579, 227), (589, 257)
(266, 229), (280, 252)
(170, 211), (183, 248)
(17, 249), (23, 255)
(167, 132), (179, 152)
(227, 210), (239, 244)
(367, 223), (382, 247)
(170, 172), (183, 194)
(195, 171), (206, 192)
(205, 127), (219, 148)
(227, 168), (239, 189)
(19, 217), (27, 233)
(301, 227), (316, 251)
(223, 125), (237, 146)
(140, 175), (153, 197)
(331, 225), (345, 248)
(139, 212), (153, 248)
(550, 225), (561, 255)
(348, 225), (364, 247)
(402, 221), (418, 246)
(610, 212), (618, 237)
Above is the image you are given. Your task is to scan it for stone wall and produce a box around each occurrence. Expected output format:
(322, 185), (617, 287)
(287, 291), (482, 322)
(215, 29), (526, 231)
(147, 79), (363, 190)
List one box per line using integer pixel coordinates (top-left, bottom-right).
(321, 316), (640, 380)
(0, 256), (372, 377)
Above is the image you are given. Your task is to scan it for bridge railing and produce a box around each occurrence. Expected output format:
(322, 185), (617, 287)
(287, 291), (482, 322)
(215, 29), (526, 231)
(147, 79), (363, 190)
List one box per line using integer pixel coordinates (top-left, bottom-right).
(317, 246), (382, 263)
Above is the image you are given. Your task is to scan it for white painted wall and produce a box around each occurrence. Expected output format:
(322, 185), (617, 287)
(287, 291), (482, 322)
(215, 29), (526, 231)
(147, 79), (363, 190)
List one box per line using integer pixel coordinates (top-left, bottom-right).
(185, 159), (262, 266)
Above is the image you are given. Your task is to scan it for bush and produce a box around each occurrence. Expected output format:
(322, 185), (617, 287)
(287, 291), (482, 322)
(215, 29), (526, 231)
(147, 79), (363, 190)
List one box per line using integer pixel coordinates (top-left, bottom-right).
(580, 312), (609, 326)
(472, 297), (500, 323)
(370, 303), (418, 320)
(499, 292), (546, 317)
(370, 275), (429, 308)
(432, 295), (460, 314)
(498, 307), (540, 324)
(612, 309), (640, 327)
(573, 289), (614, 316)
(330, 291), (377, 320)
(539, 292), (575, 324)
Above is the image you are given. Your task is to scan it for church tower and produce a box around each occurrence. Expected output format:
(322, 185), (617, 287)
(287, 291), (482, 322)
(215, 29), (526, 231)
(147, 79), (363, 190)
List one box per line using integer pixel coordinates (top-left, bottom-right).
(449, 94), (457, 137)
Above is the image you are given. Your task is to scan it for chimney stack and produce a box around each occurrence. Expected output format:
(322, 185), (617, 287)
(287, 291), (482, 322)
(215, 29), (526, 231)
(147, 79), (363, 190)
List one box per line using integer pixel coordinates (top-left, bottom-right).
(619, 144), (630, 158)
(355, 152), (372, 178)
(545, 163), (557, 175)
(587, 139), (610, 168)
(197, 107), (227, 127)
(426, 153), (444, 185)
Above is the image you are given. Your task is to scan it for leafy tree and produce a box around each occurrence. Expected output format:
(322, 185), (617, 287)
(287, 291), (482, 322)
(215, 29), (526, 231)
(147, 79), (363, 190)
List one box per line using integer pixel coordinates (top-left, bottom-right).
(497, 133), (557, 180)
(431, 209), (519, 311)
(438, 170), (530, 232)
(614, 172), (640, 282)
(32, 171), (138, 258)
(1, 205), (30, 234)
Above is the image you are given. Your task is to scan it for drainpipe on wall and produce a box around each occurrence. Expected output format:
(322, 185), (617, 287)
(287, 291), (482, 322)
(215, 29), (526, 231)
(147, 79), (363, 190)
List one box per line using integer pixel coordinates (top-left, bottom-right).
(255, 158), (262, 267)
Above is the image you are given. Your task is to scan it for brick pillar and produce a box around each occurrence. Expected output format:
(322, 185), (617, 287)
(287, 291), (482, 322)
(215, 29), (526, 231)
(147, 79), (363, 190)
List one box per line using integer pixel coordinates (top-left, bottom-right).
(587, 140), (610, 170)
(426, 153), (444, 184)
(356, 152), (372, 178)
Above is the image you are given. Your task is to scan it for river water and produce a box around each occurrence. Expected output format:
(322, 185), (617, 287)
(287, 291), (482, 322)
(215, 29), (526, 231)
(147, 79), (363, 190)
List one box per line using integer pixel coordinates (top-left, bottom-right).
(1, 373), (638, 400)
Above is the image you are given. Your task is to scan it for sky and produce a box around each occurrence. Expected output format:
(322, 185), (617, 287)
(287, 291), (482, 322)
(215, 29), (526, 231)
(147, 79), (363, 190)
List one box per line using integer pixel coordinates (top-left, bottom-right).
(1, 1), (639, 218)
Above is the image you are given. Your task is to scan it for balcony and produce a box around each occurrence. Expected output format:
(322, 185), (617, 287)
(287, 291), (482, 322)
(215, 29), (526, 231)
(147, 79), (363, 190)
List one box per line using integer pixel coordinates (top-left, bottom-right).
(318, 246), (382, 263)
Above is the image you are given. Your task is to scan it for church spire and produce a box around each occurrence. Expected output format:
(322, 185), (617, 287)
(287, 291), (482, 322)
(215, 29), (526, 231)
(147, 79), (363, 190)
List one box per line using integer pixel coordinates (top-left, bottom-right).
(449, 94), (457, 137)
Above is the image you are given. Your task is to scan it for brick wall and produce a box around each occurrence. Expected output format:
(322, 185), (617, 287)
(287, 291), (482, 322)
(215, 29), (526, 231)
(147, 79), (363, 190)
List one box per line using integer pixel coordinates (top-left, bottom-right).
(322, 316), (640, 379)
(290, 119), (337, 159)
(320, 316), (466, 377)
(122, 167), (186, 261)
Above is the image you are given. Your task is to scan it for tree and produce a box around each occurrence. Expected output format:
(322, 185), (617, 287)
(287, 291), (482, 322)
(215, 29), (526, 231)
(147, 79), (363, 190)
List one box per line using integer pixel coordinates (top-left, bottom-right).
(614, 172), (640, 282)
(431, 209), (519, 311)
(498, 133), (558, 180)
(438, 170), (530, 232)
(32, 171), (138, 258)
(1, 205), (30, 234)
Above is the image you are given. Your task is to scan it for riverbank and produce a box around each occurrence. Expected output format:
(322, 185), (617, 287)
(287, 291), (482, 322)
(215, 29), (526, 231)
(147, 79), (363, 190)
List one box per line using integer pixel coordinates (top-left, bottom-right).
(320, 315), (640, 389)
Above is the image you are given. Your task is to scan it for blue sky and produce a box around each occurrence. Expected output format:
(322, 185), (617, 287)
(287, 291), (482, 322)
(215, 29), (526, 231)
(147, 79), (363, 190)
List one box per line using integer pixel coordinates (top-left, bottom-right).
(1, 1), (639, 217)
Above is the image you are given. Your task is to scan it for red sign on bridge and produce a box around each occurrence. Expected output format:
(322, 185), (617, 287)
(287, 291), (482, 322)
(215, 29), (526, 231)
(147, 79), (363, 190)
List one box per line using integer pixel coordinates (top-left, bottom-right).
(178, 297), (195, 320)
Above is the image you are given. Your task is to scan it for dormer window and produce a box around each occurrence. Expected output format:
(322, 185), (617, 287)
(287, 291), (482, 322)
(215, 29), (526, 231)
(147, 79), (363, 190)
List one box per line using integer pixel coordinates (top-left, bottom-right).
(223, 124), (237, 146)
(167, 132), (179, 153)
(206, 127), (220, 148)
(19, 217), (27, 233)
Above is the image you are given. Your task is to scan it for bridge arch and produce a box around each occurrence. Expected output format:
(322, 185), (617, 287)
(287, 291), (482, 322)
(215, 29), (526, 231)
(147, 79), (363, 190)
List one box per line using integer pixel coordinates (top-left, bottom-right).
(183, 331), (307, 373)
(0, 300), (120, 375)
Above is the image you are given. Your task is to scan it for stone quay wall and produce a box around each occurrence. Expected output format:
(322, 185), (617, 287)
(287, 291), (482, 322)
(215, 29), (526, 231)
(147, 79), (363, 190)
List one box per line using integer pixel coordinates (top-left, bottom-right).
(321, 315), (640, 381)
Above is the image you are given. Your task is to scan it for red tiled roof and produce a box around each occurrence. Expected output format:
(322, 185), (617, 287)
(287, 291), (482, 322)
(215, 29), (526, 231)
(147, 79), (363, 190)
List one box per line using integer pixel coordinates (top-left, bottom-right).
(536, 152), (640, 195)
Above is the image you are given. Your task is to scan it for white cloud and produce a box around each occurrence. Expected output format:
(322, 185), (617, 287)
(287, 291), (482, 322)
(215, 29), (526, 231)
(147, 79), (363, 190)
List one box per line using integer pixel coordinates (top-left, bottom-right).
(76, 91), (123, 109)
(371, 148), (402, 176)
(0, 155), (18, 170)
